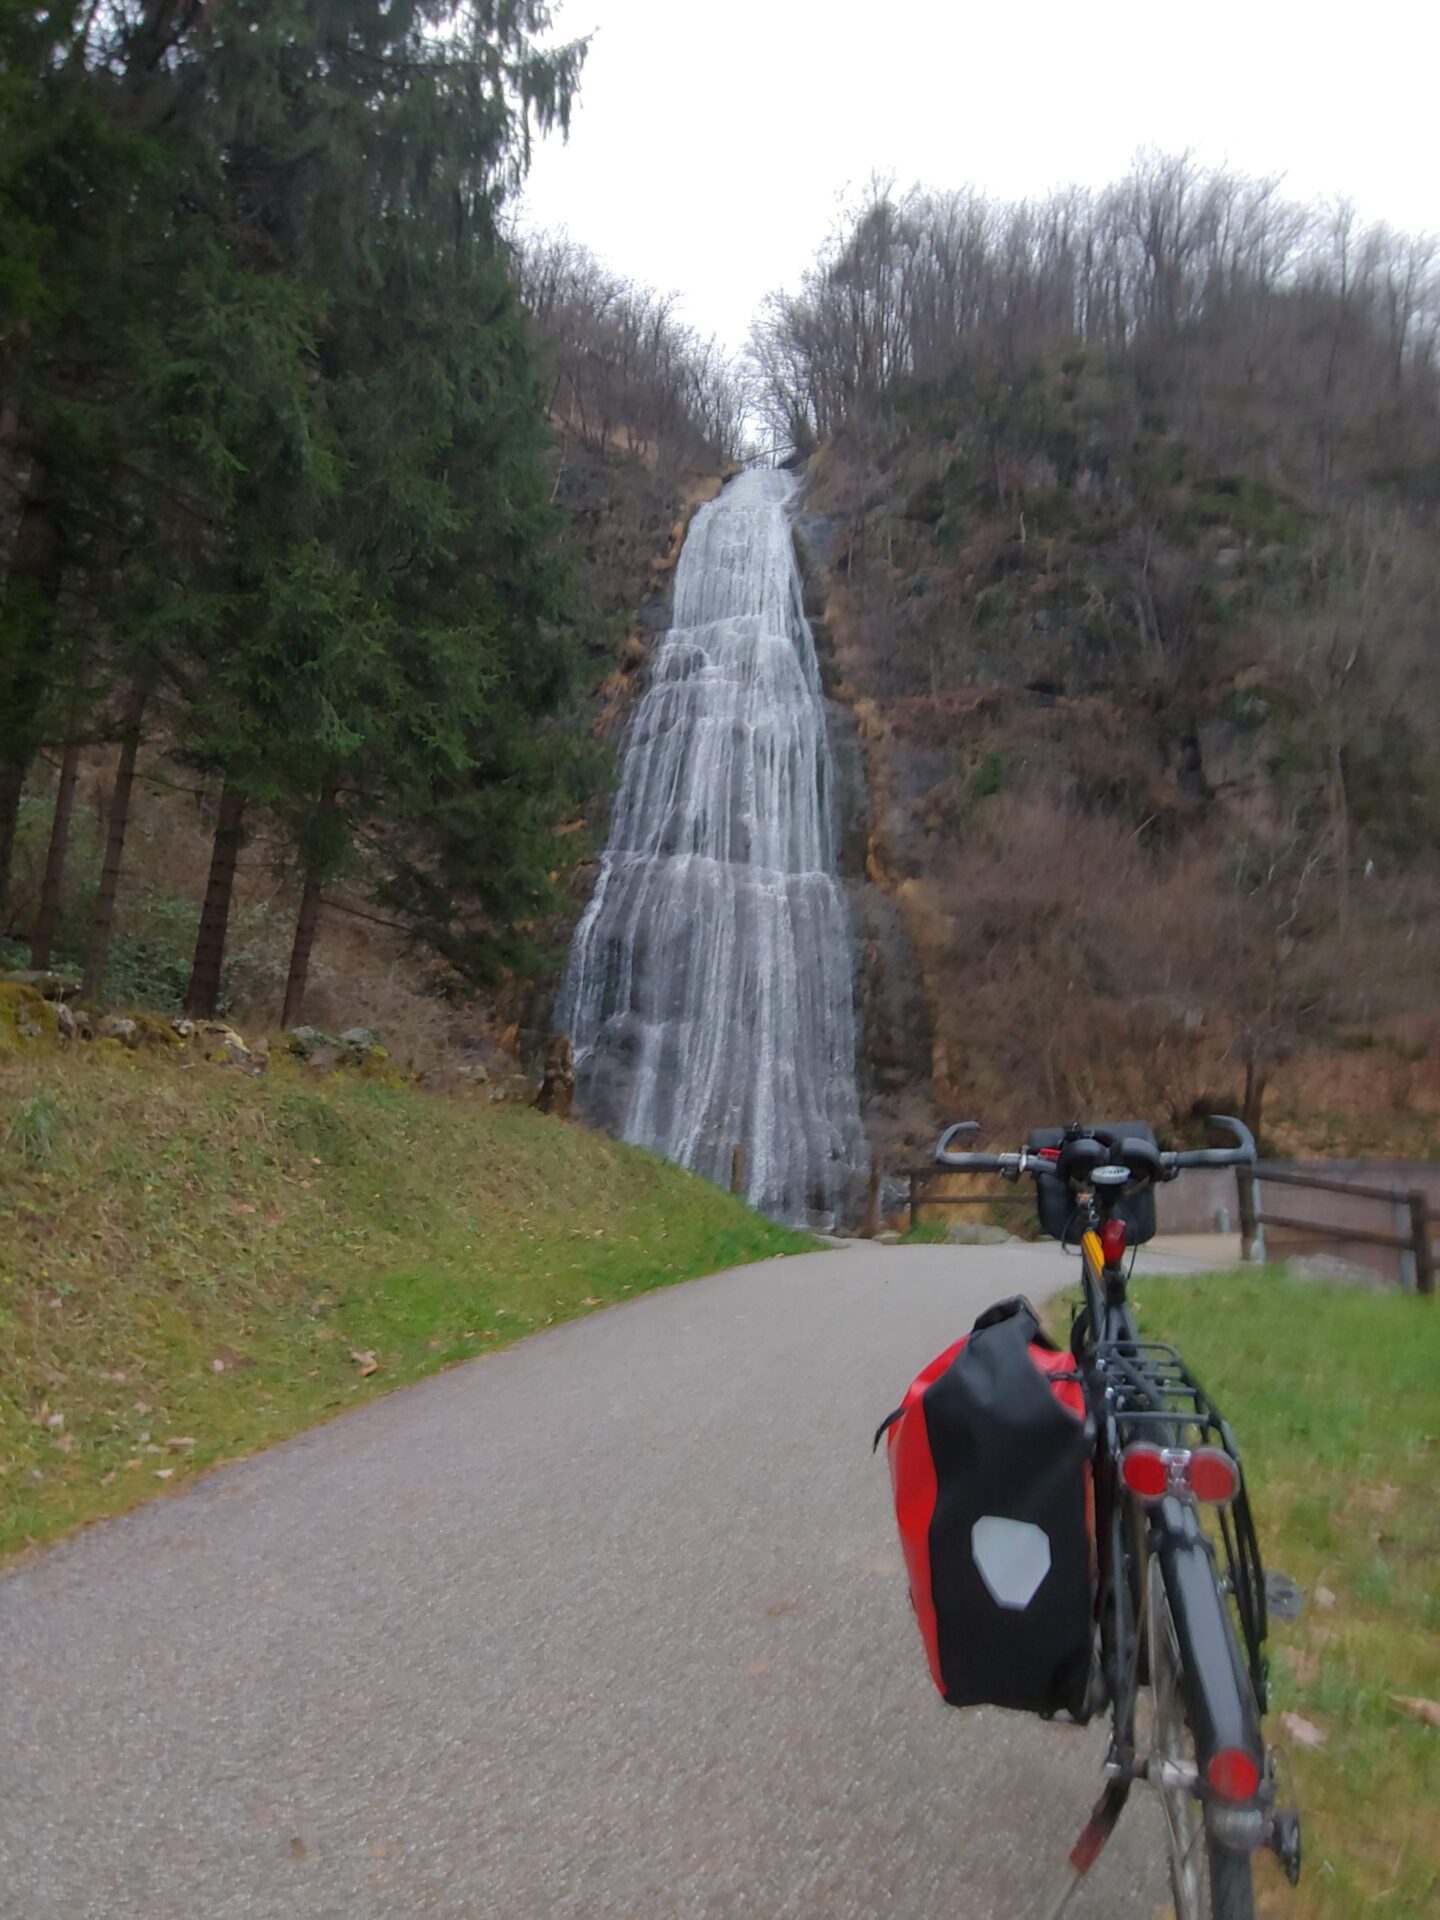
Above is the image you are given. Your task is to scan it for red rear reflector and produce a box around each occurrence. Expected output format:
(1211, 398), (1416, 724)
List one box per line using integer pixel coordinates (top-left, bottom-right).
(1100, 1218), (1127, 1266)
(1120, 1445), (1168, 1499)
(1207, 1747), (1260, 1801)
(1187, 1447), (1240, 1504)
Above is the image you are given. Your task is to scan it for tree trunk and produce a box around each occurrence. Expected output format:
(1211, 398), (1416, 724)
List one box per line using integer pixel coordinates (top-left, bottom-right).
(1241, 1055), (1268, 1145)
(280, 780), (340, 1029)
(81, 679), (150, 998)
(184, 782), (246, 1018)
(0, 463), (64, 921)
(281, 868), (325, 1029)
(0, 765), (25, 927)
(29, 738), (82, 969)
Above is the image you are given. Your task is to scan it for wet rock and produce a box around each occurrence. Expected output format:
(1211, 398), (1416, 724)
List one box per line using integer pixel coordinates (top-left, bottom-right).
(285, 1026), (334, 1058)
(192, 1022), (251, 1066)
(99, 1016), (139, 1049)
(944, 1222), (1019, 1247)
(338, 1025), (381, 1053)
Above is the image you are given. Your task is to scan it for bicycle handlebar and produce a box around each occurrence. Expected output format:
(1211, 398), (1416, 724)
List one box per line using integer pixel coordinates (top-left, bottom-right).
(934, 1116), (1257, 1180)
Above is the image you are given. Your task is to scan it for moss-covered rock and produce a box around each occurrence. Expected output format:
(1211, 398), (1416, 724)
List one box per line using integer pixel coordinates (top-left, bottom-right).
(0, 982), (60, 1051)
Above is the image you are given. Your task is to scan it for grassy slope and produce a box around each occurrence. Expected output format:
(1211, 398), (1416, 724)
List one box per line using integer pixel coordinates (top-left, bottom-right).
(0, 1048), (812, 1560)
(1124, 1269), (1439, 1920)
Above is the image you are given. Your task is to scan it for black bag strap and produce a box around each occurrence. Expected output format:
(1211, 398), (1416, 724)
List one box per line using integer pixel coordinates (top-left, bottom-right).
(872, 1405), (904, 1453)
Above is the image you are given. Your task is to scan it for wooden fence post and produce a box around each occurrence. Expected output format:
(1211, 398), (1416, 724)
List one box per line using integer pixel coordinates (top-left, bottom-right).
(1409, 1192), (1434, 1297)
(1396, 1198), (1418, 1290)
(1236, 1166), (1263, 1263)
(861, 1156), (884, 1239)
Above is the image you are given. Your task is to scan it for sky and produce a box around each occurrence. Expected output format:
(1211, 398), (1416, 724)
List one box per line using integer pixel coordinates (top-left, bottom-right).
(518, 0), (1440, 353)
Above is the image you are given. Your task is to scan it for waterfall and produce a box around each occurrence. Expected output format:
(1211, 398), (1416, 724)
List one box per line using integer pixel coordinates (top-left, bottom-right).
(557, 469), (867, 1228)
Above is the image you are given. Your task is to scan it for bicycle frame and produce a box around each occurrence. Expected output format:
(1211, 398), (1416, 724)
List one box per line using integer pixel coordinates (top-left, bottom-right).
(1072, 1195), (1277, 1859)
(932, 1118), (1302, 1911)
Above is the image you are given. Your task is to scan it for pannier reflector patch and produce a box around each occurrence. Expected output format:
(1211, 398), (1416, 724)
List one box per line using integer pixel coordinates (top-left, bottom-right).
(971, 1516), (1052, 1609)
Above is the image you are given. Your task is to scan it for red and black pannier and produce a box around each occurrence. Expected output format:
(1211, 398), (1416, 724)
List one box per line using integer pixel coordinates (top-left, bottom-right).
(876, 1297), (1096, 1720)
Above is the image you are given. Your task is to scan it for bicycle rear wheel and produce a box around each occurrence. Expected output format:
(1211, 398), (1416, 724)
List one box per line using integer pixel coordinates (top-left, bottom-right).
(1146, 1557), (1255, 1920)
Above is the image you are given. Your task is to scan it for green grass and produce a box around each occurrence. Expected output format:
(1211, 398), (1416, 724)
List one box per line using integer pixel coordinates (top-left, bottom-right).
(1113, 1268), (1439, 1919)
(0, 1048), (813, 1560)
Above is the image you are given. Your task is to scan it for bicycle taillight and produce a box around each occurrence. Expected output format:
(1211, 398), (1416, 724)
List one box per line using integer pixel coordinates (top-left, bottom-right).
(1120, 1443), (1240, 1505)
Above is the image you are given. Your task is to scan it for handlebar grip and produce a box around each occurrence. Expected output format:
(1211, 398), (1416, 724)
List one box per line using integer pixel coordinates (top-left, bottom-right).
(1159, 1114), (1257, 1174)
(935, 1124), (1011, 1172)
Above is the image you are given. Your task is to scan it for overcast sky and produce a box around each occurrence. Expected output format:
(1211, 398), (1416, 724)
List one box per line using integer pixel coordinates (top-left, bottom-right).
(518, 0), (1440, 352)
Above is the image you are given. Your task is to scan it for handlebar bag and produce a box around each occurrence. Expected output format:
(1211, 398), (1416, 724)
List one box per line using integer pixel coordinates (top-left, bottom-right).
(875, 1296), (1095, 1721)
(1026, 1123), (1159, 1245)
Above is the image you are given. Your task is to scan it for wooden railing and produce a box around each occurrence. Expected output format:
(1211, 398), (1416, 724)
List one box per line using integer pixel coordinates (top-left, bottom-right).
(909, 1162), (1437, 1295)
(907, 1170), (1030, 1231)
(1237, 1164), (1435, 1295)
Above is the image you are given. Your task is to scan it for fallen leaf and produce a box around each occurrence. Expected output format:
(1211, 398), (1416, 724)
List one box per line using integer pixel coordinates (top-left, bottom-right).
(1281, 1712), (1327, 1749)
(44, 1412), (64, 1431)
(1285, 1646), (1322, 1689)
(154, 1468), (175, 1480)
(165, 1436), (197, 1451)
(581, 1297), (601, 1307)
(481, 1330), (500, 1340)
(1389, 1694), (1440, 1731)
(133, 1400), (151, 1414)
(54, 1433), (74, 1453)
(746, 1658), (772, 1677)
(122, 1459), (143, 1471)
(211, 1358), (227, 1373)
(350, 1349), (379, 1377)
(367, 1842), (389, 1860)
(1315, 1585), (1337, 1610)
(289, 1836), (308, 1860)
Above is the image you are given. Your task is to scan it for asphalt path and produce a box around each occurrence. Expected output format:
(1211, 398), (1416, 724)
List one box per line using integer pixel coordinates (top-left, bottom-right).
(0, 1244), (1207, 1919)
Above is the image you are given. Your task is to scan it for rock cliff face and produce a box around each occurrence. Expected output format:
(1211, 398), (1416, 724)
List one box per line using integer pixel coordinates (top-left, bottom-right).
(793, 510), (938, 1180)
(793, 404), (1440, 1163)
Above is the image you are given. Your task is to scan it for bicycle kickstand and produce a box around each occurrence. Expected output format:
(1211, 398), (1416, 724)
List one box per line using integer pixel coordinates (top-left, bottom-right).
(1037, 1780), (1130, 1920)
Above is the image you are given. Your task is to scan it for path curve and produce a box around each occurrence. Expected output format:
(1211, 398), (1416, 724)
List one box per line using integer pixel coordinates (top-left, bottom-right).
(0, 1245), (1192, 1918)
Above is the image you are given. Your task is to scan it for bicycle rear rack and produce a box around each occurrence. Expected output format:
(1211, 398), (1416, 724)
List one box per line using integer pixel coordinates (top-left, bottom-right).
(1089, 1339), (1268, 1708)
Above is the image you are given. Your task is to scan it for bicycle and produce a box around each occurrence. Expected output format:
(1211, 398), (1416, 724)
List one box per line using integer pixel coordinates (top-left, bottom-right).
(932, 1116), (1303, 1920)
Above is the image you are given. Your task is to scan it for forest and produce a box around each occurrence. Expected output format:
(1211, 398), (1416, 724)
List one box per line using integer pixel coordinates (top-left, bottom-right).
(0, 1), (738, 1041)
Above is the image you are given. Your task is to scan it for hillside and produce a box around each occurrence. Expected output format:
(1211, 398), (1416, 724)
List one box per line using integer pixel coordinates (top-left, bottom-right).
(0, 1011), (807, 1560)
(768, 169), (1440, 1168)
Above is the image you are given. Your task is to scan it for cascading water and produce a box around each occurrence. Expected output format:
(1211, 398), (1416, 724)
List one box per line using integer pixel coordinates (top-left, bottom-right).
(557, 469), (867, 1227)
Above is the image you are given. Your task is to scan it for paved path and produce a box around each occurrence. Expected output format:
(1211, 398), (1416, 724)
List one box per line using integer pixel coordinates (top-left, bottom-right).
(0, 1245), (1200, 1919)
